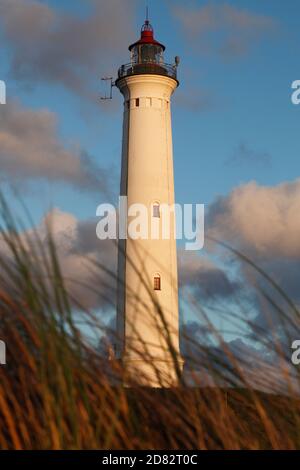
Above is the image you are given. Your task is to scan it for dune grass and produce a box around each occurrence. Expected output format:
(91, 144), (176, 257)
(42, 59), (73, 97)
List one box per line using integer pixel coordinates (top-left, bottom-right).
(0, 196), (299, 449)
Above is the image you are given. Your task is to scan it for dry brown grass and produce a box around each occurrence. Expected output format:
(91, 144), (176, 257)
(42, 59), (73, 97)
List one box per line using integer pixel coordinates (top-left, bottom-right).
(0, 196), (300, 449)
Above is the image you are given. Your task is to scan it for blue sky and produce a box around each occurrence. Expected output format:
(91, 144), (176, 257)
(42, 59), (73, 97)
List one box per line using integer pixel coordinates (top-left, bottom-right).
(1, 0), (299, 222)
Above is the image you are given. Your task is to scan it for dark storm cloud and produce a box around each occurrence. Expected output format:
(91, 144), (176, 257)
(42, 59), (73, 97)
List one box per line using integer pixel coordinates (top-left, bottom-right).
(178, 250), (241, 301)
(0, 0), (136, 97)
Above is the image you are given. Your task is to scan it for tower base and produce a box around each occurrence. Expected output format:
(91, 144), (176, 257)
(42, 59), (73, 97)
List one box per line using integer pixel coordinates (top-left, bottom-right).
(122, 357), (184, 388)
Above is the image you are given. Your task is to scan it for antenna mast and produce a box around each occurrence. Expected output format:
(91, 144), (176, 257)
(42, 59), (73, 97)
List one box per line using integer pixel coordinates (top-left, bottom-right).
(100, 77), (114, 100)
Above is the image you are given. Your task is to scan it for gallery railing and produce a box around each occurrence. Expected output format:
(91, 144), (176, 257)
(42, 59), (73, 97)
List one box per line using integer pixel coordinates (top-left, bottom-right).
(117, 62), (177, 81)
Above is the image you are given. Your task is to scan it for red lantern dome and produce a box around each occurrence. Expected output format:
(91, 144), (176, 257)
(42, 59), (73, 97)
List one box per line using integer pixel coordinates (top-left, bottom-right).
(129, 19), (165, 52)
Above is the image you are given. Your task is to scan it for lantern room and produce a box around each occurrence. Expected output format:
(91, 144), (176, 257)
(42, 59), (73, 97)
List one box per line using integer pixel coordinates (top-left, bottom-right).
(117, 18), (178, 82)
(129, 20), (165, 65)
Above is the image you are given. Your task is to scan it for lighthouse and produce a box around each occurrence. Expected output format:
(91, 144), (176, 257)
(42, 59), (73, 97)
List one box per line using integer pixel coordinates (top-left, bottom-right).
(116, 16), (183, 387)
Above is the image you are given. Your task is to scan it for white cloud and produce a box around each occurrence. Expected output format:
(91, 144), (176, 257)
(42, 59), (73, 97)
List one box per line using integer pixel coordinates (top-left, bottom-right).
(0, 207), (117, 312)
(0, 101), (111, 192)
(0, 0), (137, 97)
(208, 179), (300, 259)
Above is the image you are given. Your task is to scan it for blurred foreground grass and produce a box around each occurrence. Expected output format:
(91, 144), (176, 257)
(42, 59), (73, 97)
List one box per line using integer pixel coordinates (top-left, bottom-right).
(0, 195), (300, 449)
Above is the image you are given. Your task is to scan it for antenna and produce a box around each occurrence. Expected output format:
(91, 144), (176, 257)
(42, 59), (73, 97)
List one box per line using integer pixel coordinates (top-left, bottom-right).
(100, 77), (115, 100)
(146, 5), (149, 22)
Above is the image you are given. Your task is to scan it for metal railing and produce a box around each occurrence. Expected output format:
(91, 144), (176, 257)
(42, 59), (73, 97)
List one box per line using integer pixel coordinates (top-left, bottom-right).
(117, 62), (177, 81)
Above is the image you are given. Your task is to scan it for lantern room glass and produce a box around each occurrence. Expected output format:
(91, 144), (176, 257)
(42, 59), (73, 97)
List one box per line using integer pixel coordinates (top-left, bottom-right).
(131, 44), (164, 65)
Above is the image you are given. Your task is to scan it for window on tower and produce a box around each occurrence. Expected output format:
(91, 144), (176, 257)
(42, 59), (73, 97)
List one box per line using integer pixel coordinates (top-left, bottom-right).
(154, 275), (161, 291)
(135, 98), (140, 107)
(153, 203), (160, 218)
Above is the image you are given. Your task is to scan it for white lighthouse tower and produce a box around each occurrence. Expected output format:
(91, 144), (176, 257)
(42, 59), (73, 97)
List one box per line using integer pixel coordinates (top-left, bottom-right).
(116, 17), (183, 387)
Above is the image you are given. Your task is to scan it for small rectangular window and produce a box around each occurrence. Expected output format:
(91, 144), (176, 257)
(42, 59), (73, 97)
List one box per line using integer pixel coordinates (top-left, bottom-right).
(154, 276), (161, 291)
(153, 204), (160, 218)
(135, 98), (140, 107)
